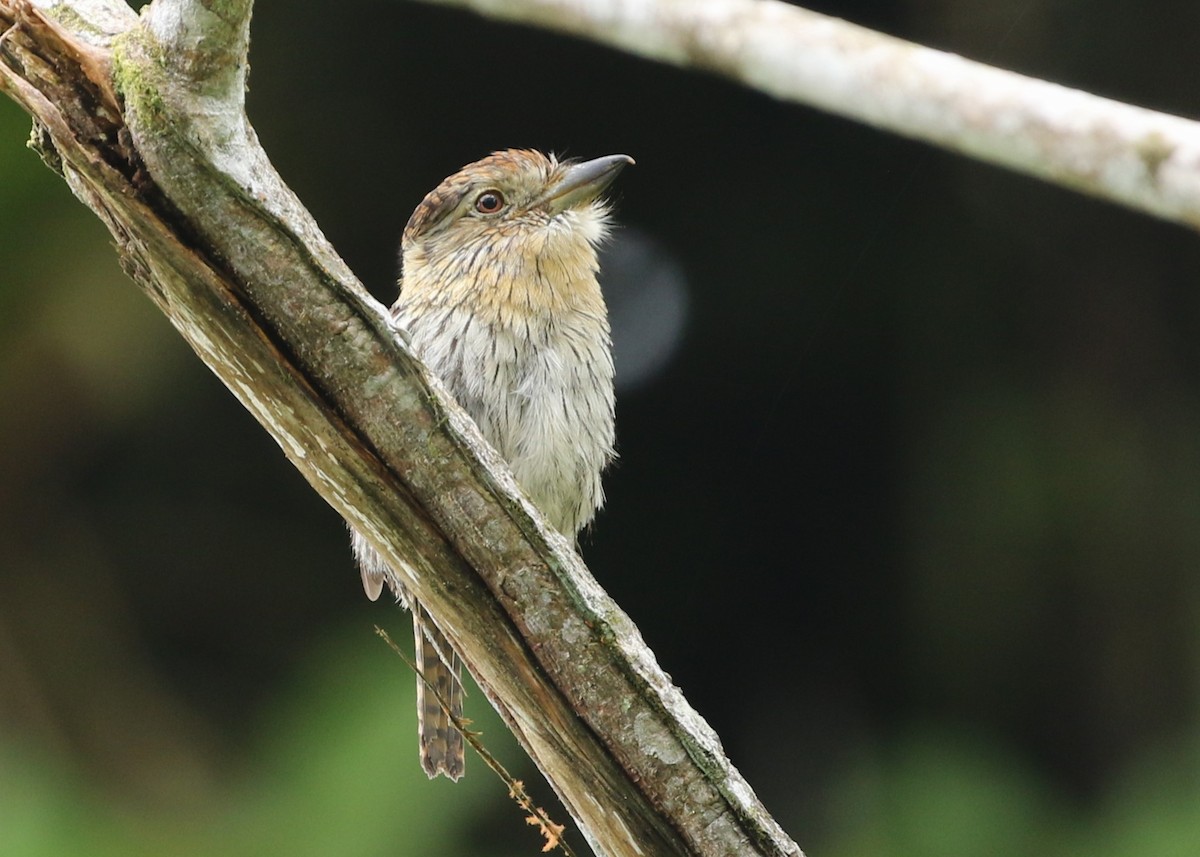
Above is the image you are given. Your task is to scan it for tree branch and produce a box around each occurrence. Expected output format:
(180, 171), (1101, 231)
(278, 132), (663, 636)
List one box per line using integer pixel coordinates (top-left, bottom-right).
(1, 1), (799, 855)
(417, 0), (1200, 230)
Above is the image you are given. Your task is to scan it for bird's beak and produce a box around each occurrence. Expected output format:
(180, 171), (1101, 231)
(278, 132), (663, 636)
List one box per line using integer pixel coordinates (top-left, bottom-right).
(538, 154), (635, 214)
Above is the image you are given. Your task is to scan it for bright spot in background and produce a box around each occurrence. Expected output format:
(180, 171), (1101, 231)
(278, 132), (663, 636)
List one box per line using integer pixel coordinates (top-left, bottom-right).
(600, 228), (690, 393)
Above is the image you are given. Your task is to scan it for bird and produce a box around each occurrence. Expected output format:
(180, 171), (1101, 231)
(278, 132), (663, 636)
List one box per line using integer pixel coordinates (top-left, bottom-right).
(351, 149), (631, 780)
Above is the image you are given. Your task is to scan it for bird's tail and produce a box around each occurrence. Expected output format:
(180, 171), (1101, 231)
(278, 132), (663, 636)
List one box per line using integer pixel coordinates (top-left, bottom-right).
(413, 608), (465, 780)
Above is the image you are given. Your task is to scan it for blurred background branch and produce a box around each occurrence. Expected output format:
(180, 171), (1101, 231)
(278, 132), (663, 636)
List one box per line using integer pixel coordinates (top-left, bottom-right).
(420, 0), (1200, 228)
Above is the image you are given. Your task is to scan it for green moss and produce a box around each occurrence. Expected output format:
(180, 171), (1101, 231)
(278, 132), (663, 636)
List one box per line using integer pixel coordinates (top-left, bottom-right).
(1136, 130), (1175, 183)
(110, 30), (167, 123)
(204, 0), (251, 23)
(26, 120), (63, 175)
(43, 5), (111, 42)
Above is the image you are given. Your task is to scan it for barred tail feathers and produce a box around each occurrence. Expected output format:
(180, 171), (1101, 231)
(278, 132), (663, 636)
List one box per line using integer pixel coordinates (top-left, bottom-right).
(413, 608), (465, 780)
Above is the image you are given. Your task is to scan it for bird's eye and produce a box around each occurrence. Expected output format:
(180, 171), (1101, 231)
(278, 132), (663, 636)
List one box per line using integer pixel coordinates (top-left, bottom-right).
(474, 190), (505, 214)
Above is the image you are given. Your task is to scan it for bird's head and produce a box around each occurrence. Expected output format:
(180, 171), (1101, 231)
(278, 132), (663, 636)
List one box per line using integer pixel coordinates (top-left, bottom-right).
(399, 150), (633, 305)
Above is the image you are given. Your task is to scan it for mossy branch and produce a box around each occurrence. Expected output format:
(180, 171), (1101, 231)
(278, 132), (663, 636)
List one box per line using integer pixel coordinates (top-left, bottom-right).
(0, 1), (800, 856)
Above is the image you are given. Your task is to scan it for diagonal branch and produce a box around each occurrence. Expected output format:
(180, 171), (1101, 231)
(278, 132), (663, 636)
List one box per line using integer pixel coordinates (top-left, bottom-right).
(416, 0), (1200, 230)
(1, 1), (799, 856)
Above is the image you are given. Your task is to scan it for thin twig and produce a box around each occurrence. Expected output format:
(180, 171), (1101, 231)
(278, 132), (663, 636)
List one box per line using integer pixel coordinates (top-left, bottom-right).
(375, 627), (575, 856)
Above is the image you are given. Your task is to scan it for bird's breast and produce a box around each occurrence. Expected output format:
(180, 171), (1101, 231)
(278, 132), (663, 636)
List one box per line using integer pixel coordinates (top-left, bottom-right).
(394, 293), (615, 536)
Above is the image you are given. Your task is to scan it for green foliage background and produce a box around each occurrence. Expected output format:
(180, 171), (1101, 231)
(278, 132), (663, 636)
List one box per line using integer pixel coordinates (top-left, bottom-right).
(2, 1), (1200, 854)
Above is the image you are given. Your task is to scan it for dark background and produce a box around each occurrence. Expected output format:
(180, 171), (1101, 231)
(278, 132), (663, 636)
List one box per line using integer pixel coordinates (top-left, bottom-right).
(3, 1), (1200, 854)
